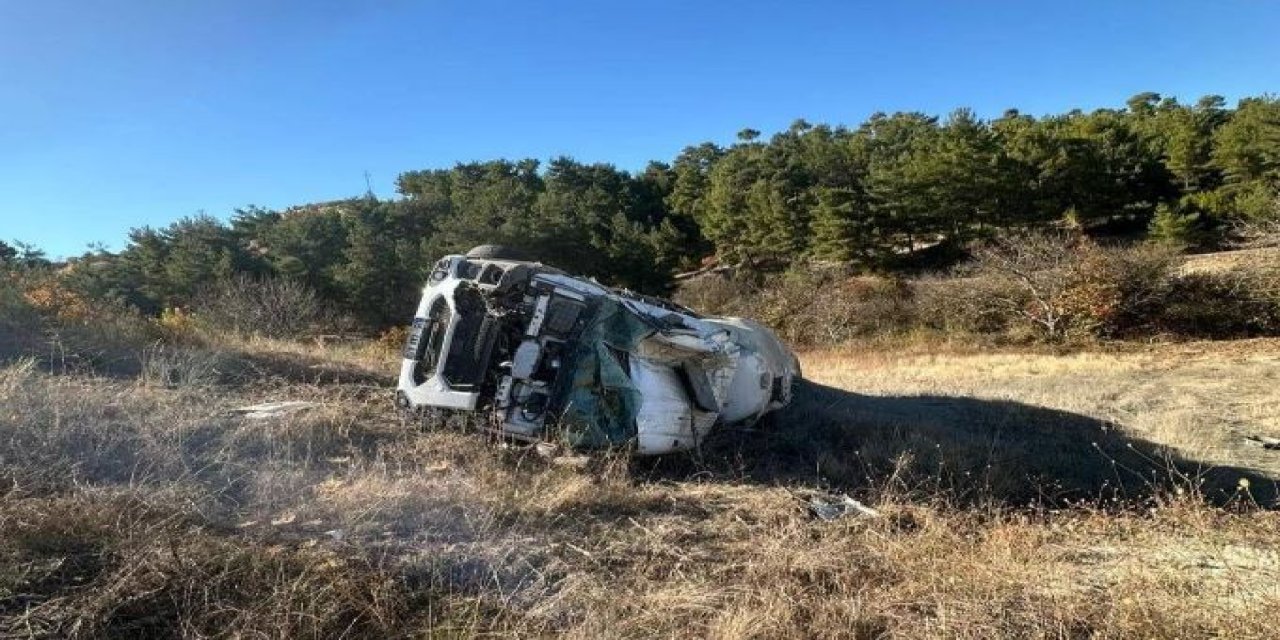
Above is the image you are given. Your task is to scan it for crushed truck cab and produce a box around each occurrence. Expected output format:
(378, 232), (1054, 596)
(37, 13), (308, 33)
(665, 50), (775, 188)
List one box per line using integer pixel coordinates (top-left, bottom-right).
(396, 248), (799, 455)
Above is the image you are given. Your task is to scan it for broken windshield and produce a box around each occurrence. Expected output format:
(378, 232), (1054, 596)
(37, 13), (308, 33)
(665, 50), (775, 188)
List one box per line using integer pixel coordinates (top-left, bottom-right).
(442, 284), (496, 390)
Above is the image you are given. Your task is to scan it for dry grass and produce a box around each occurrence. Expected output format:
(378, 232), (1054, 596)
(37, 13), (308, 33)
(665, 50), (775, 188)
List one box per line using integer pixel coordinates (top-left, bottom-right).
(2, 334), (1279, 638)
(1180, 246), (1280, 275)
(801, 339), (1280, 486)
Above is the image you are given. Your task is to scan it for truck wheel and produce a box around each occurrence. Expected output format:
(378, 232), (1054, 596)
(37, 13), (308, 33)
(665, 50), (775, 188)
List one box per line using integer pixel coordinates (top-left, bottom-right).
(465, 244), (529, 260)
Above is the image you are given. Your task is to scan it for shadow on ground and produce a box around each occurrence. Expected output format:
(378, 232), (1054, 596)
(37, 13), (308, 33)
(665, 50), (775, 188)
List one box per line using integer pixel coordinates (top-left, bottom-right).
(637, 380), (1279, 509)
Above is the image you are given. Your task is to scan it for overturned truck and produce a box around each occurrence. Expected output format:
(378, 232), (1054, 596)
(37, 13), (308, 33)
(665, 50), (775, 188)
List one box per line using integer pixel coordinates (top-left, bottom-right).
(395, 246), (800, 455)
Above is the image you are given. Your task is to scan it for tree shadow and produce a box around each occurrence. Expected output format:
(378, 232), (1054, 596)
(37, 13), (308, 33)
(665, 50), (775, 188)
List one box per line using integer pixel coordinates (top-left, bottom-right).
(636, 380), (1279, 509)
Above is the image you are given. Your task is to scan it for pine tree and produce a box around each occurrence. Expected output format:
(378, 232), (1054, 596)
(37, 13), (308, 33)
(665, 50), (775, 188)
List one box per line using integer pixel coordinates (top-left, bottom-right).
(809, 188), (861, 263)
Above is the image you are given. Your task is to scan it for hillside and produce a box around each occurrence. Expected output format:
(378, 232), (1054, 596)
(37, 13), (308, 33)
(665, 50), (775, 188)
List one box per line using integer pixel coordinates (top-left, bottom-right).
(2, 336), (1278, 638)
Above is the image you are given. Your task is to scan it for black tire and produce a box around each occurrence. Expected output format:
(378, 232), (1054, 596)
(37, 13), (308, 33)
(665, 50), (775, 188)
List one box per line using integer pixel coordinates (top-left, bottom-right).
(465, 244), (528, 260)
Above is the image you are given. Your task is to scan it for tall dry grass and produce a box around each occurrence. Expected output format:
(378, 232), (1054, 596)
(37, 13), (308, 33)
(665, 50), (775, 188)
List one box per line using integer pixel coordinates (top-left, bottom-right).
(1, 331), (1279, 637)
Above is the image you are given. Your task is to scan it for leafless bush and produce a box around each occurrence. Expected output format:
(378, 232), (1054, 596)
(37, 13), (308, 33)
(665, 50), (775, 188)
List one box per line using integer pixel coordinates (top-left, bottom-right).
(672, 273), (756, 317)
(684, 270), (917, 347)
(1232, 216), (1280, 248)
(914, 275), (1015, 335)
(1160, 269), (1280, 337)
(194, 274), (326, 339)
(964, 231), (1092, 342)
(958, 233), (1182, 342)
(788, 277), (914, 345)
(1066, 242), (1180, 338)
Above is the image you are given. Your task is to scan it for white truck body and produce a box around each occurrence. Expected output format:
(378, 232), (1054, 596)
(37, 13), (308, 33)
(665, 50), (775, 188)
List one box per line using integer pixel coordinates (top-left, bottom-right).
(395, 251), (799, 455)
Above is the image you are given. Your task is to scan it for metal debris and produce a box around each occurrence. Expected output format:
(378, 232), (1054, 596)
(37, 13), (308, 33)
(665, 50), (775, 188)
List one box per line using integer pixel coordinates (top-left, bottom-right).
(1243, 435), (1280, 450)
(230, 401), (320, 420)
(808, 493), (881, 521)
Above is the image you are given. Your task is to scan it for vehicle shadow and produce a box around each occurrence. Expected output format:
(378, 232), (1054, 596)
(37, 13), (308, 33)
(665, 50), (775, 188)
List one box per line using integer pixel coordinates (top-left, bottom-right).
(636, 380), (1279, 509)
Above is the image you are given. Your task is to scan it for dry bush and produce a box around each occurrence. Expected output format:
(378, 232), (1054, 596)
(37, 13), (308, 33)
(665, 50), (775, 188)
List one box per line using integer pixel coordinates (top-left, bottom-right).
(952, 233), (1238, 343)
(1160, 269), (1280, 337)
(961, 231), (1095, 342)
(680, 270), (916, 347)
(1, 270), (160, 373)
(1061, 242), (1180, 339)
(762, 274), (914, 346)
(915, 275), (1015, 336)
(672, 272), (757, 317)
(679, 233), (1278, 347)
(1233, 216), (1280, 248)
(0, 273), (41, 329)
(194, 274), (326, 339)
(0, 274), (45, 359)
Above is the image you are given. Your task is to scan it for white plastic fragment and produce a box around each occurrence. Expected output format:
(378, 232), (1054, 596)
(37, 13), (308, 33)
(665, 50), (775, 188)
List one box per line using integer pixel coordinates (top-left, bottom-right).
(808, 494), (881, 521)
(230, 401), (320, 420)
(1243, 434), (1280, 450)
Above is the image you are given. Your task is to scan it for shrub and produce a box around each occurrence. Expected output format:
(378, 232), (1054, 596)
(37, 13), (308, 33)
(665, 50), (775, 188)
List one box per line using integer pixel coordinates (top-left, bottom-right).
(914, 275), (1015, 336)
(1061, 243), (1179, 339)
(194, 274), (326, 339)
(1, 269), (159, 368)
(1233, 217), (1280, 248)
(138, 343), (227, 388)
(957, 233), (1186, 342)
(727, 270), (916, 347)
(674, 231), (1278, 347)
(812, 276), (915, 344)
(963, 231), (1090, 342)
(0, 272), (41, 331)
(0, 273), (45, 360)
(1159, 270), (1280, 338)
(17, 271), (94, 323)
(672, 272), (756, 317)
(1231, 181), (1280, 222)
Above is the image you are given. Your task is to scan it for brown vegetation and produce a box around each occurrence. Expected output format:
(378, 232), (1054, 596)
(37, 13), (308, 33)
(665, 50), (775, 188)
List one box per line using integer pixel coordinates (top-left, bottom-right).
(677, 236), (1280, 347)
(3, 289), (1280, 637)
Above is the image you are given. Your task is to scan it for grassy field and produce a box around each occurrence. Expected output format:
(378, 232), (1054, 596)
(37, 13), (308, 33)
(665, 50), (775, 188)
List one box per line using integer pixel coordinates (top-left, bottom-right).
(2, 336), (1278, 638)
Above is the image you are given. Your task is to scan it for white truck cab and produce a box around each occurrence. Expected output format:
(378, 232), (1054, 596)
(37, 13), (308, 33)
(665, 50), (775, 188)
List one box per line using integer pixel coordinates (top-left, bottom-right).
(395, 246), (799, 455)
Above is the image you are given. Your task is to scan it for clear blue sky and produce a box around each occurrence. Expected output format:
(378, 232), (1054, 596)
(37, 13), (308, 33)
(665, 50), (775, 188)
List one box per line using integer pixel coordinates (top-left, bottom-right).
(3, 0), (1277, 258)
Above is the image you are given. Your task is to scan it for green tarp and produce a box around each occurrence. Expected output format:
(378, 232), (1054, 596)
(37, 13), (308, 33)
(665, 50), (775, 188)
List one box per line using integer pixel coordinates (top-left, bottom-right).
(553, 298), (655, 448)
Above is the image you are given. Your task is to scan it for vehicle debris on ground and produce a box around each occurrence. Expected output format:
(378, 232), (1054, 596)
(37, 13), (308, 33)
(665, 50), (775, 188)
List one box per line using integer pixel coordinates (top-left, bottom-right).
(806, 493), (882, 521)
(230, 400), (321, 420)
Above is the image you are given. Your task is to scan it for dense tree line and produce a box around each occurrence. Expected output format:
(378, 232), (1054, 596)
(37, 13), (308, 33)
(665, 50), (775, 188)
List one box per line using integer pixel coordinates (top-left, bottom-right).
(685, 94), (1279, 268)
(29, 93), (1280, 330)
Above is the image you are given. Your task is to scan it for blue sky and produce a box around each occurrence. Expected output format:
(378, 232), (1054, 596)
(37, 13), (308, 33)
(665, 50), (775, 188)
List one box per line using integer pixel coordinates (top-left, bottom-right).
(2, 1), (1277, 258)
